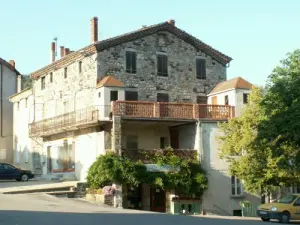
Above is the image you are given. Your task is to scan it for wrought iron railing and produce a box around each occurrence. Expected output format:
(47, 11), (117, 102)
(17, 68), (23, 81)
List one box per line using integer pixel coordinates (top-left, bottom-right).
(113, 101), (234, 120)
(122, 149), (197, 163)
(29, 105), (111, 137)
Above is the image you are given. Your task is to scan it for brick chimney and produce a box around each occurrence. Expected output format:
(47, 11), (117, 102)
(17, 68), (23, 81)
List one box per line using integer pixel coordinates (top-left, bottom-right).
(60, 46), (65, 58)
(168, 19), (175, 26)
(51, 42), (56, 63)
(90, 17), (98, 43)
(64, 48), (70, 56)
(9, 60), (15, 68)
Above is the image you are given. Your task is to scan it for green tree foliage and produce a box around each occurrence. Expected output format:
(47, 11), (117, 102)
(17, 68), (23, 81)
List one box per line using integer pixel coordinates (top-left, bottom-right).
(22, 75), (32, 89)
(219, 50), (300, 197)
(257, 49), (300, 185)
(87, 150), (208, 197)
(218, 87), (277, 195)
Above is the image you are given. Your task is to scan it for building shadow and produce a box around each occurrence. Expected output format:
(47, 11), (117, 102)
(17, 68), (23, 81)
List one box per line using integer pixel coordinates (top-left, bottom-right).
(0, 210), (270, 225)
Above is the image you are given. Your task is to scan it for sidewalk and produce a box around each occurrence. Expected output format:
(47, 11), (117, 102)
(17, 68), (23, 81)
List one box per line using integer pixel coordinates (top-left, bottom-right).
(0, 180), (78, 194)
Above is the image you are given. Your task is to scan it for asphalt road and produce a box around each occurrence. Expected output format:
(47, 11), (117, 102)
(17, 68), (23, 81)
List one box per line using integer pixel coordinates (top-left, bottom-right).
(0, 193), (274, 225)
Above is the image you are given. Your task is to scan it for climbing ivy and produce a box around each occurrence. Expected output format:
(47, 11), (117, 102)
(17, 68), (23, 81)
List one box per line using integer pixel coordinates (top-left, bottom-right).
(87, 150), (208, 197)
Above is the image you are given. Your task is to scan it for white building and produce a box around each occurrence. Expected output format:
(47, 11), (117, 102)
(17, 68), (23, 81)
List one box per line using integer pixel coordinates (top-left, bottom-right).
(9, 88), (36, 172)
(207, 77), (254, 117)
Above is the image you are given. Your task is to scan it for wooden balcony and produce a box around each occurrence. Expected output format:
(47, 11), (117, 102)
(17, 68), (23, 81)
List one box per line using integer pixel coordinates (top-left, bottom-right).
(122, 149), (197, 163)
(29, 105), (111, 137)
(113, 101), (235, 120)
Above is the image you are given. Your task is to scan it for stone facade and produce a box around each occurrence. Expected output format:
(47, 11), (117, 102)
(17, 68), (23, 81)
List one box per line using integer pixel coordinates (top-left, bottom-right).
(97, 31), (227, 103)
(33, 53), (98, 122)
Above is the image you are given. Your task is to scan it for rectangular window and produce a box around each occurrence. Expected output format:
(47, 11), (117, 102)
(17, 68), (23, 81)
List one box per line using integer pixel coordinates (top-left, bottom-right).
(125, 51), (137, 73)
(197, 96), (207, 104)
(79, 61), (82, 73)
(110, 91), (118, 102)
(231, 176), (242, 196)
(126, 135), (138, 150)
(41, 76), (45, 90)
(243, 93), (249, 104)
(157, 55), (168, 76)
(25, 98), (28, 108)
(64, 68), (68, 79)
(17, 102), (20, 111)
(196, 59), (206, 79)
(225, 95), (229, 105)
(125, 91), (138, 101)
(50, 72), (53, 83)
(157, 93), (169, 102)
(63, 101), (69, 114)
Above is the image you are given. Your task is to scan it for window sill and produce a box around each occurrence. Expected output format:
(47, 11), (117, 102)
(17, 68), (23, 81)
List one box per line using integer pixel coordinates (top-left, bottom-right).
(230, 195), (246, 199)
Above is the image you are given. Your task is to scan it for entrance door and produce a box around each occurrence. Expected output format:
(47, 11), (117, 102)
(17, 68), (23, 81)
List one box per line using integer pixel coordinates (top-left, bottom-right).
(150, 187), (166, 212)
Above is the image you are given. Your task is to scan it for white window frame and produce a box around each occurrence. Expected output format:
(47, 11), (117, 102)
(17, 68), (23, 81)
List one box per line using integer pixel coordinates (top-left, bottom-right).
(231, 175), (243, 196)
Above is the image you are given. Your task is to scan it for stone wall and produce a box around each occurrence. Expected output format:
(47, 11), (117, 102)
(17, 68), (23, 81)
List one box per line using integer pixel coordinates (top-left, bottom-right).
(97, 31), (226, 103)
(33, 53), (98, 121)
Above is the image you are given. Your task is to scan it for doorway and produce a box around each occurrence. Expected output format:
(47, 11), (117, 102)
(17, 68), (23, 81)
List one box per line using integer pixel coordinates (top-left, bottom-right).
(150, 187), (166, 212)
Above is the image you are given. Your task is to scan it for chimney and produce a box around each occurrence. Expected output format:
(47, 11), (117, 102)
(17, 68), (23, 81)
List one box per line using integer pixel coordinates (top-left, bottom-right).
(168, 19), (175, 26)
(60, 46), (65, 58)
(90, 17), (98, 43)
(51, 42), (56, 63)
(17, 75), (22, 93)
(9, 60), (15, 68)
(64, 48), (70, 56)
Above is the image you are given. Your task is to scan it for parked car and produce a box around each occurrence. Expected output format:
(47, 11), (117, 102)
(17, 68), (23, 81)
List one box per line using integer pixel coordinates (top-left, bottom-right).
(0, 163), (34, 181)
(257, 194), (300, 223)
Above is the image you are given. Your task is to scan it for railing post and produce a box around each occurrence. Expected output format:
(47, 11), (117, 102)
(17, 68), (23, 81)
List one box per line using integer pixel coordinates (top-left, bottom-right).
(193, 104), (199, 119)
(155, 102), (160, 117)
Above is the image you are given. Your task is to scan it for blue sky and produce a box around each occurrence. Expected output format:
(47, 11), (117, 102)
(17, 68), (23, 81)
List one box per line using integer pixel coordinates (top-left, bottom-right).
(1, 0), (299, 85)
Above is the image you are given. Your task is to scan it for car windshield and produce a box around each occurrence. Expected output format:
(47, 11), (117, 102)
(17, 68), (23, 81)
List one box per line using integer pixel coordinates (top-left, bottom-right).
(275, 195), (297, 204)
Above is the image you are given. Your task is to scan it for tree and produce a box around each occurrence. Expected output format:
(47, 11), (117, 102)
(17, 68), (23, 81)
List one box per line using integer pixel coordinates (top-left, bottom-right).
(219, 50), (300, 200)
(256, 49), (300, 185)
(218, 87), (279, 198)
(22, 75), (32, 89)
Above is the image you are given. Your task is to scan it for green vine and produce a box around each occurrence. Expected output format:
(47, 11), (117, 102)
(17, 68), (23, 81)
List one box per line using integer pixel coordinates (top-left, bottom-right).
(87, 150), (208, 198)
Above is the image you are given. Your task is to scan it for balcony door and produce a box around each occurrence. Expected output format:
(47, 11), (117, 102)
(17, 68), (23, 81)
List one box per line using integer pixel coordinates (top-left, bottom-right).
(157, 93), (169, 117)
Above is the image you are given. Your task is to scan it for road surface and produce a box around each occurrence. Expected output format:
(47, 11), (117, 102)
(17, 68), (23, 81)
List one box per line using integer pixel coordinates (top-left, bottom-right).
(0, 193), (268, 225)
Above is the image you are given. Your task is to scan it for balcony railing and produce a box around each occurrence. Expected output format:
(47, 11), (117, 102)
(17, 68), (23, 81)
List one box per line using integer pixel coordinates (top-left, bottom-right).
(113, 101), (234, 120)
(122, 149), (197, 163)
(29, 105), (111, 137)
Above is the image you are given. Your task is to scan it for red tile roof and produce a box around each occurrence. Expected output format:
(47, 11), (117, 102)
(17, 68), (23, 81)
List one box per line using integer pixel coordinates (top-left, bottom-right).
(0, 58), (20, 75)
(30, 21), (232, 80)
(209, 77), (254, 95)
(97, 75), (124, 88)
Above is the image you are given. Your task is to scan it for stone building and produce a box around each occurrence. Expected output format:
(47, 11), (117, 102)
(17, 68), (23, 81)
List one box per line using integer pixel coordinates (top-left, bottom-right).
(0, 58), (22, 164)
(10, 17), (259, 215)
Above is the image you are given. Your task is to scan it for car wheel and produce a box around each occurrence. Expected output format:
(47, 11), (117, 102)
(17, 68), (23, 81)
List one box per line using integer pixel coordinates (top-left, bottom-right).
(21, 174), (29, 181)
(261, 217), (270, 222)
(279, 212), (290, 224)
